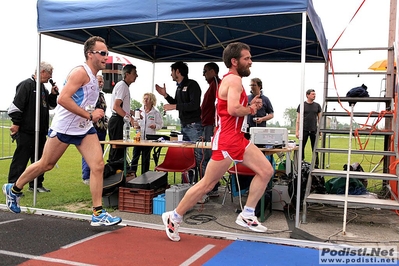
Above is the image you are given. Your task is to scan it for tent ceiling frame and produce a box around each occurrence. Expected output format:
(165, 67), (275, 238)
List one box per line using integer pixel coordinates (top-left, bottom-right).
(80, 19), (320, 62)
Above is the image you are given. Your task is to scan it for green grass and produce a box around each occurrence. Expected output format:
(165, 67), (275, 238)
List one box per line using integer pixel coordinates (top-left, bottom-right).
(0, 129), (184, 214)
(0, 130), (389, 212)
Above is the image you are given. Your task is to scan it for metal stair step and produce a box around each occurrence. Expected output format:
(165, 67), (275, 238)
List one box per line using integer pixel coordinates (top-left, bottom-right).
(320, 129), (394, 135)
(323, 111), (393, 117)
(325, 97), (392, 103)
(315, 148), (395, 156)
(306, 193), (399, 210)
(311, 169), (398, 181)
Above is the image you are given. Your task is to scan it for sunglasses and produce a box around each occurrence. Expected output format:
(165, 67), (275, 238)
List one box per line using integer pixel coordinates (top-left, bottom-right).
(91, 50), (109, 56)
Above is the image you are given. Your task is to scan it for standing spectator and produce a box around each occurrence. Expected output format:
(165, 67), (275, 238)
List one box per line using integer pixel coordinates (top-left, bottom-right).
(296, 89), (322, 167)
(82, 74), (108, 185)
(161, 42), (273, 242)
(200, 62), (221, 197)
(247, 78), (274, 128)
(155, 61), (202, 183)
(130, 92), (163, 175)
(3, 36), (122, 226)
(7, 61), (58, 193)
(108, 64), (138, 163)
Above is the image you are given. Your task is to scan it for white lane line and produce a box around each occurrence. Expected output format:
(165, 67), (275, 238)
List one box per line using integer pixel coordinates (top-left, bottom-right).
(0, 250), (97, 266)
(0, 218), (23, 225)
(61, 231), (113, 249)
(180, 244), (216, 266)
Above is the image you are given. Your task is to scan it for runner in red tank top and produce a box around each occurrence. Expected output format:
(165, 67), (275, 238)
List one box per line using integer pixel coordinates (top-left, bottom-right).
(212, 72), (250, 161)
(161, 42), (274, 241)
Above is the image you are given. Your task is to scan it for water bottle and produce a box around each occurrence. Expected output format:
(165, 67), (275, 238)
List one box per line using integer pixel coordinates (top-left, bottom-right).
(123, 115), (131, 141)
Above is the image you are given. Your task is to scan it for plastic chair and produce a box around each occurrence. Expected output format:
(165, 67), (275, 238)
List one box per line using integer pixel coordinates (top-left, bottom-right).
(154, 147), (196, 184)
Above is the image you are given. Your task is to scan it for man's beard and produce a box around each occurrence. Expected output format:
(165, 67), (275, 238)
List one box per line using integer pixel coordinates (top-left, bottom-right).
(237, 62), (251, 77)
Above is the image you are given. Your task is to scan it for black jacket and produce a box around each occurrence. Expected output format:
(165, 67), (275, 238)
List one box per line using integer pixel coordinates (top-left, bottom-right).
(8, 77), (57, 134)
(165, 76), (201, 125)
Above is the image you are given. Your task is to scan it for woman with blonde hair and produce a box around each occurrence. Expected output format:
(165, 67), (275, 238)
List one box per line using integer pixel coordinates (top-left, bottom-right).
(130, 92), (163, 175)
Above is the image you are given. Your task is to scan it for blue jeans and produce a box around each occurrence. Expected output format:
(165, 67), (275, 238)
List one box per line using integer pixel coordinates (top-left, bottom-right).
(200, 125), (220, 192)
(181, 121), (202, 183)
(199, 125), (213, 177)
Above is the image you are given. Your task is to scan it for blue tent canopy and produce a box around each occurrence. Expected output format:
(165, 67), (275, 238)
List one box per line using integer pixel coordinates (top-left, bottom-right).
(35, 0), (326, 225)
(36, 0), (328, 63)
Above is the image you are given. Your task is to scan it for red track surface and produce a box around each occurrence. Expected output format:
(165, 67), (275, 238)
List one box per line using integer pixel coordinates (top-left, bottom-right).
(20, 226), (232, 266)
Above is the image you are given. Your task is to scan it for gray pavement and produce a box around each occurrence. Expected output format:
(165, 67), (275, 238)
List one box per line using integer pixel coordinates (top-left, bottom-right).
(0, 210), (119, 266)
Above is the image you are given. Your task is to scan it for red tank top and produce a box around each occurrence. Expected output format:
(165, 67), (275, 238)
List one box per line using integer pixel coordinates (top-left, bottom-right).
(212, 72), (248, 151)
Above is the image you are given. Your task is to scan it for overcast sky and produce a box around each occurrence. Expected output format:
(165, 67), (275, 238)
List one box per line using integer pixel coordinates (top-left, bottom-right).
(0, 0), (392, 125)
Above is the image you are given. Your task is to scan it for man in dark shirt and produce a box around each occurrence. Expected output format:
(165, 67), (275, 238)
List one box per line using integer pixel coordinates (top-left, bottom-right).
(247, 78), (274, 128)
(200, 62), (221, 197)
(155, 61), (202, 183)
(7, 62), (58, 192)
(296, 89), (322, 167)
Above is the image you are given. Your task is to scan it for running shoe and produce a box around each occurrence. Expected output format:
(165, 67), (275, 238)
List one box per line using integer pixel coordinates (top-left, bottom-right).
(3, 183), (21, 214)
(207, 190), (220, 198)
(90, 209), (122, 226)
(235, 213), (267, 232)
(28, 187), (51, 192)
(37, 187), (51, 193)
(197, 194), (209, 204)
(162, 211), (181, 241)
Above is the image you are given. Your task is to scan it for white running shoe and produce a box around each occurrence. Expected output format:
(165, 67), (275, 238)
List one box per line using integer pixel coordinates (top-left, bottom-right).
(197, 194), (209, 204)
(235, 213), (267, 232)
(162, 211), (181, 241)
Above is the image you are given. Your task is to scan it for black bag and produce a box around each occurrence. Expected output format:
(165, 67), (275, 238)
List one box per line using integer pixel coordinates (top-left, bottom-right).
(103, 158), (125, 179)
(346, 84), (369, 106)
(103, 172), (125, 196)
(288, 162), (326, 207)
(103, 158), (126, 196)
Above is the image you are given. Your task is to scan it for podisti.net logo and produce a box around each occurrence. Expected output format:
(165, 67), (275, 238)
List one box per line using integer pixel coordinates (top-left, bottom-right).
(319, 246), (397, 265)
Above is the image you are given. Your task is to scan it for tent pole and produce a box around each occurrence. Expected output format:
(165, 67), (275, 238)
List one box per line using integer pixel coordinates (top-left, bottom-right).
(33, 33), (42, 206)
(342, 104), (355, 235)
(295, 12), (307, 228)
(151, 62), (155, 93)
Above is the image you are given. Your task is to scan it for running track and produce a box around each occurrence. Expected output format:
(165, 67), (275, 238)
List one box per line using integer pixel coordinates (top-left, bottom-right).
(1, 209), (387, 266)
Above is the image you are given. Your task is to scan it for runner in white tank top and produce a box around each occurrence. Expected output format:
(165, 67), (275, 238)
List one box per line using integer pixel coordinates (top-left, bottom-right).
(51, 63), (98, 135)
(2, 36), (122, 227)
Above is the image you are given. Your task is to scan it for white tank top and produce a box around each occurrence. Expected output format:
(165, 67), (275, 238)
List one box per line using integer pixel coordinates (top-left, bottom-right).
(51, 63), (98, 135)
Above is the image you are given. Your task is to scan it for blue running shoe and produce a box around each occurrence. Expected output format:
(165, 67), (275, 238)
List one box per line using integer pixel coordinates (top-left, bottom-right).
(90, 209), (122, 226)
(2, 183), (21, 214)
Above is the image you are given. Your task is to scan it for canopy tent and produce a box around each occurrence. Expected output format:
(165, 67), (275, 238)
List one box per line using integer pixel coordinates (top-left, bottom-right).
(36, 0), (328, 63)
(34, 0), (328, 227)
